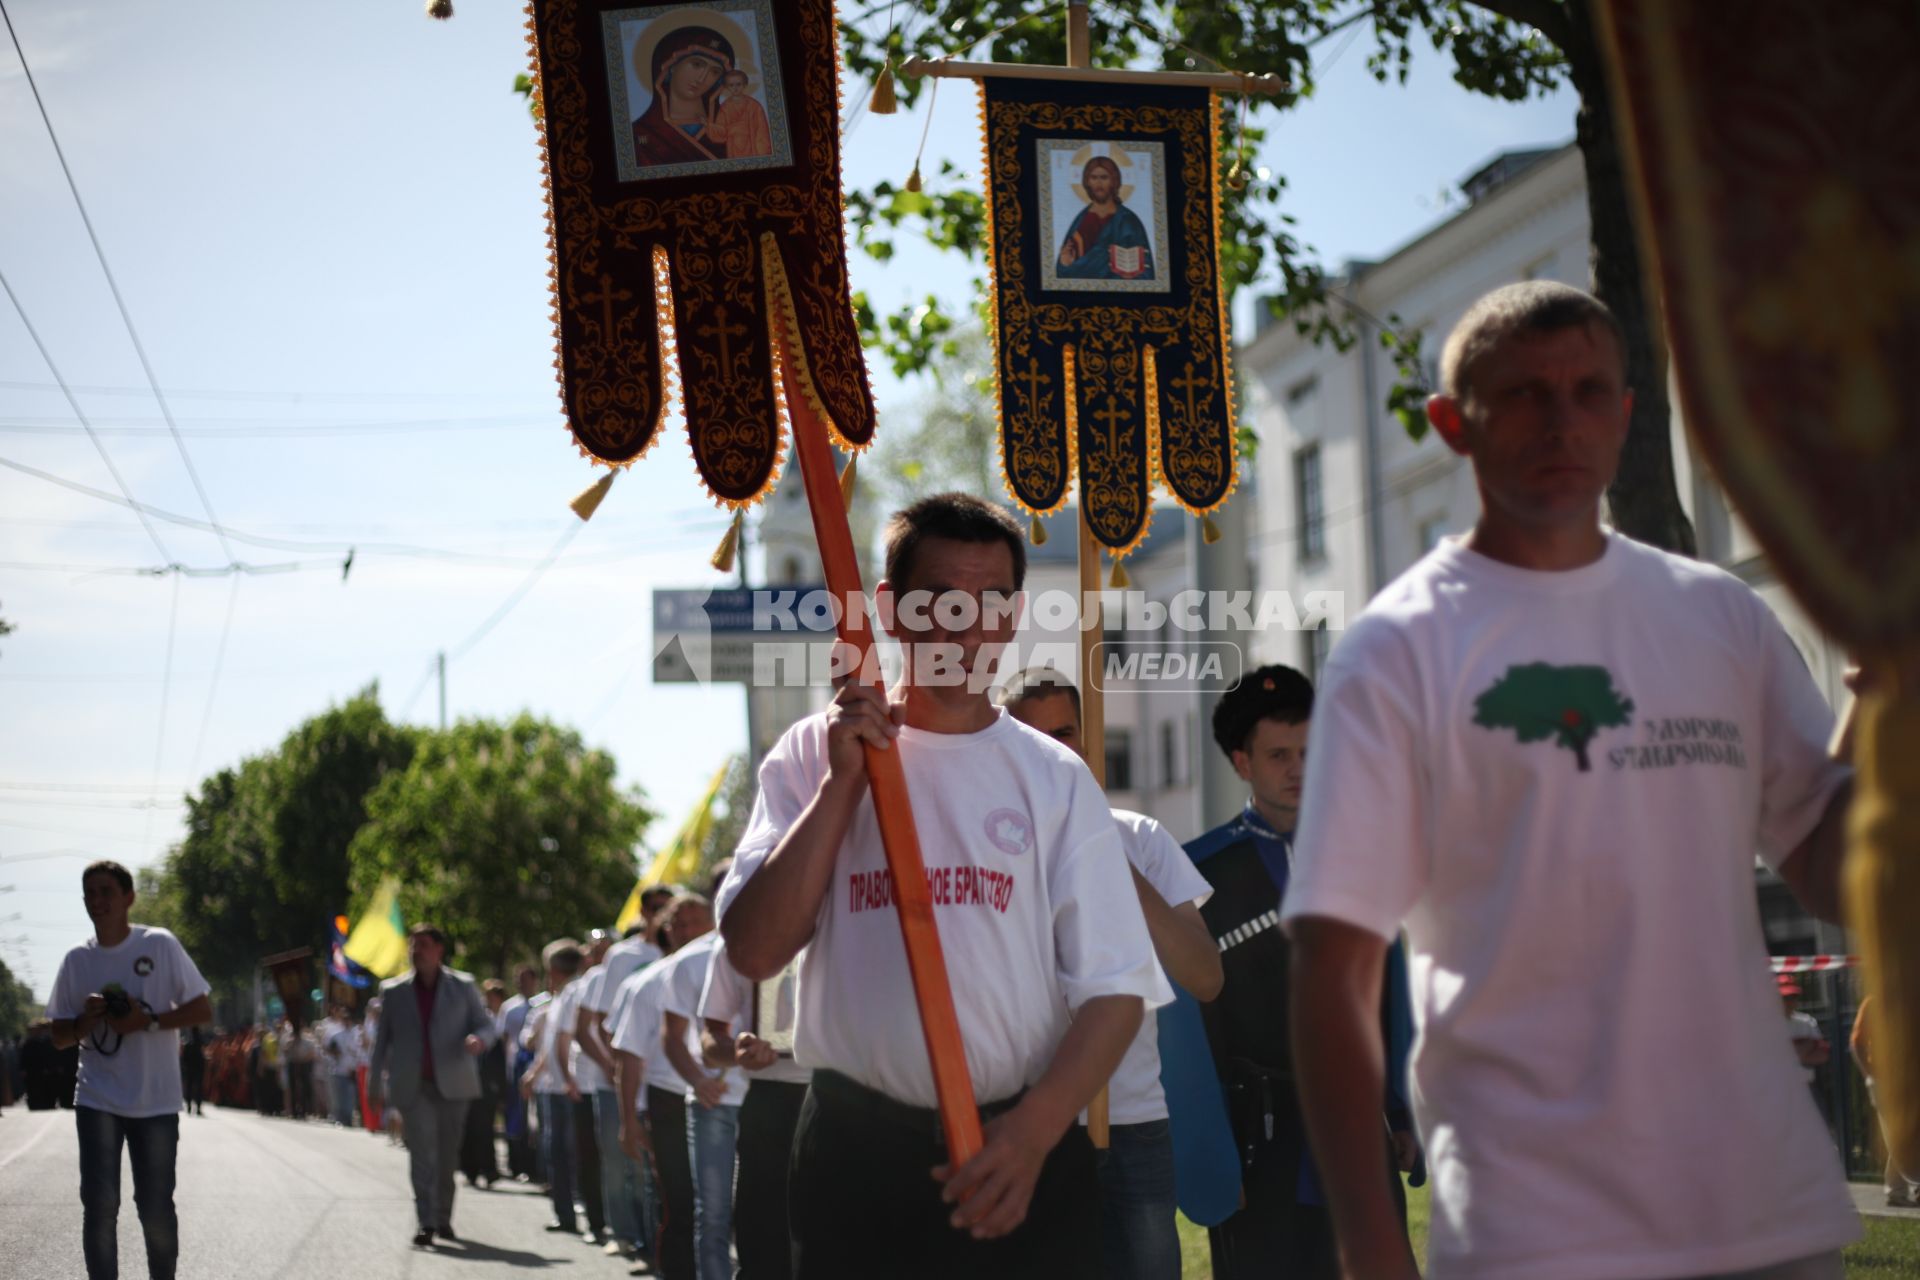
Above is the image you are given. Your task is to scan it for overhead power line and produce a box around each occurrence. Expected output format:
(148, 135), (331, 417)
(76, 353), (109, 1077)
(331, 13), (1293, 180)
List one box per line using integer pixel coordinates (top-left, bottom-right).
(2, 0), (234, 564)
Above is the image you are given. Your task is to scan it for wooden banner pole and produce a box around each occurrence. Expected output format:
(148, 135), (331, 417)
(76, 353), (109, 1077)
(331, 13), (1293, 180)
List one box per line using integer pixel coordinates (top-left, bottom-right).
(773, 322), (984, 1166)
(1062, 0), (1115, 1153)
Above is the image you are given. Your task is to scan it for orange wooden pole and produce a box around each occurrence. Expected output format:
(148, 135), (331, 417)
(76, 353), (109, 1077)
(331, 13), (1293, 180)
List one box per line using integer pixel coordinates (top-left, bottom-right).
(774, 327), (985, 1166)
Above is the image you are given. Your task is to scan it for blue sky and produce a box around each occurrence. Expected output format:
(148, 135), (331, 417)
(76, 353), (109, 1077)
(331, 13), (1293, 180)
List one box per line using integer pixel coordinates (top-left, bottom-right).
(0, 1), (1575, 1000)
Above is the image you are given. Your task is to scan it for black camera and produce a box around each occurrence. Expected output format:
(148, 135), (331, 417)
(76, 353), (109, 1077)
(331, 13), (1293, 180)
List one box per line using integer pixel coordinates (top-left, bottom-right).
(102, 989), (133, 1020)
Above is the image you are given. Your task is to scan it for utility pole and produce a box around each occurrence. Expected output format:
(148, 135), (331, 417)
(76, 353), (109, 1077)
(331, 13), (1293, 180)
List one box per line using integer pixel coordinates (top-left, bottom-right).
(436, 651), (446, 730)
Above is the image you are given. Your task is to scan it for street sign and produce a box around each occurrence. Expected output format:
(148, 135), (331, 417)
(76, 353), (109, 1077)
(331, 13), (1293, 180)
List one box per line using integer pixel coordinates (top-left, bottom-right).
(652, 586), (840, 686)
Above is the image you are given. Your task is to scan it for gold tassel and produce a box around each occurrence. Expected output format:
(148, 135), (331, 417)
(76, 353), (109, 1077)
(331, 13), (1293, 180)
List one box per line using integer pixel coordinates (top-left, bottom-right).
(1201, 514), (1222, 545)
(710, 512), (743, 574)
(426, 0), (453, 18)
(568, 471), (615, 522)
(1109, 557), (1131, 589)
(1030, 514), (1048, 547)
(838, 453), (858, 511)
(870, 61), (898, 115)
(904, 164), (923, 194)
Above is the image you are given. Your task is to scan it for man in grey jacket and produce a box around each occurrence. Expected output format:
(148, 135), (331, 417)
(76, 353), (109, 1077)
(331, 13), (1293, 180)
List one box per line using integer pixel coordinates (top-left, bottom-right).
(368, 924), (497, 1248)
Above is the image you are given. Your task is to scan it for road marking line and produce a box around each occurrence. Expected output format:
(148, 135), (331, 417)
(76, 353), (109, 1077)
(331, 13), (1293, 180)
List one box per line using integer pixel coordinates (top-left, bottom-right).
(0, 1112), (59, 1171)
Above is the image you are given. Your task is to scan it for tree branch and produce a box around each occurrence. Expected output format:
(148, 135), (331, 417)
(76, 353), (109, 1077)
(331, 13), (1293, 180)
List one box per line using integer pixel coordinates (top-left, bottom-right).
(1465, 0), (1574, 51)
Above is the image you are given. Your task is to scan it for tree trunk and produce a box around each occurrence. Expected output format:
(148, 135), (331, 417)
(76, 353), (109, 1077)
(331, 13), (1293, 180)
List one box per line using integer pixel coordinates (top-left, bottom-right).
(1561, 0), (1696, 556)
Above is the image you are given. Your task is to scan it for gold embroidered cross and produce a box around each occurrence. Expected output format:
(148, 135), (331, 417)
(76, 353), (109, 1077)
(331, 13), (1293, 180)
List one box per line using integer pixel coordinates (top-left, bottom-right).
(1738, 183), (1920, 451)
(1170, 360), (1207, 424)
(579, 273), (633, 339)
(1092, 395), (1127, 457)
(699, 305), (751, 374)
(1020, 357), (1053, 418)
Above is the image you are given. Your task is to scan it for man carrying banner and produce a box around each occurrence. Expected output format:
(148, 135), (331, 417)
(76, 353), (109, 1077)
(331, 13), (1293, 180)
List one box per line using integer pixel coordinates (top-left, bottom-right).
(717, 493), (1168, 1279)
(1284, 282), (1860, 1280)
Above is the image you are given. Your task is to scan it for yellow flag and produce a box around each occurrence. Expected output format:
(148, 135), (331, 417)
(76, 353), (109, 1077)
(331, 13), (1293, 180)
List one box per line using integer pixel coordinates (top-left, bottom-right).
(343, 879), (409, 979)
(616, 760), (733, 929)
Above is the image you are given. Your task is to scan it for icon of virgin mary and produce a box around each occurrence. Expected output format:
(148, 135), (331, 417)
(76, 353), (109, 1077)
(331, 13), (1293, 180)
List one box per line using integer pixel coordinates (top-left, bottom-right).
(631, 22), (772, 166)
(1056, 155), (1154, 281)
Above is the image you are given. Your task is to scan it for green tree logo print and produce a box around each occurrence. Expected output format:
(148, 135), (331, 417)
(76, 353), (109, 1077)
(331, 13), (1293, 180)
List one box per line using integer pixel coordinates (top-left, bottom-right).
(1473, 663), (1634, 772)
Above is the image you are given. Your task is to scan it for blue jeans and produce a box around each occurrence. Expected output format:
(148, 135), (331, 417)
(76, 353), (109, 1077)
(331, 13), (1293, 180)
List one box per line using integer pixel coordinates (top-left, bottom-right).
(688, 1101), (740, 1280)
(76, 1106), (180, 1280)
(538, 1092), (577, 1230)
(329, 1074), (358, 1126)
(1094, 1119), (1181, 1280)
(593, 1088), (647, 1249)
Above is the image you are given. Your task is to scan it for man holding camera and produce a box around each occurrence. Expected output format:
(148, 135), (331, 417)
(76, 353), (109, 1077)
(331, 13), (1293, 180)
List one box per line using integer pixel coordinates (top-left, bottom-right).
(48, 859), (213, 1280)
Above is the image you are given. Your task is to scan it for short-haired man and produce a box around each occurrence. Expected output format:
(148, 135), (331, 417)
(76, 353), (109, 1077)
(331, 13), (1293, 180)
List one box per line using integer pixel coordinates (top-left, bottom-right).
(555, 933), (613, 1247)
(1284, 280), (1861, 1279)
(49, 860), (212, 1280)
(579, 921), (665, 1262)
(521, 939), (586, 1238)
(367, 924), (497, 1249)
(718, 493), (1167, 1278)
(1001, 668), (1222, 1280)
(498, 962), (540, 1179)
(612, 896), (715, 1280)
(1184, 667), (1416, 1279)
(660, 920), (745, 1280)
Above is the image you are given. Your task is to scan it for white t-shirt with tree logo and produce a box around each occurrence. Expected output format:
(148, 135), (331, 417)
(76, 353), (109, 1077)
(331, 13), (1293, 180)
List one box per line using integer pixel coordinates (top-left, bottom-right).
(1281, 533), (1858, 1280)
(49, 925), (209, 1118)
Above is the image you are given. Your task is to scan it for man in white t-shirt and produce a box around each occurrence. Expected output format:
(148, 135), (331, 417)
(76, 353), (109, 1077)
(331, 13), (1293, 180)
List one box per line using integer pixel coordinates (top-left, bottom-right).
(520, 939), (585, 1237)
(699, 932), (809, 1280)
(579, 922), (663, 1261)
(47, 859), (212, 1280)
(1000, 667), (1222, 1280)
(555, 933), (613, 1246)
(498, 962), (539, 1179)
(717, 493), (1168, 1279)
(612, 896), (712, 1280)
(661, 928), (746, 1280)
(1282, 281), (1861, 1280)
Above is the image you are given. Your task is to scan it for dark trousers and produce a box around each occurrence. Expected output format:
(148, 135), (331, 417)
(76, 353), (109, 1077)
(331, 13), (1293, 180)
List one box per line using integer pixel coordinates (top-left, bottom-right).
(789, 1070), (1102, 1280)
(538, 1093), (576, 1228)
(76, 1107), (179, 1280)
(460, 1093), (500, 1181)
(1205, 1135), (1405, 1280)
(1095, 1119), (1181, 1280)
(736, 1079), (807, 1280)
(649, 1085), (696, 1280)
(180, 1060), (203, 1115)
(572, 1095), (605, 1235)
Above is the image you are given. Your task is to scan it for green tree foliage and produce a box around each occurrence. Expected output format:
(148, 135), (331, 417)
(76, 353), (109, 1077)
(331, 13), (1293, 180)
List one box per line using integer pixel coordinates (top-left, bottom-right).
(1472, 661), (1633, 771)
(870, 325), (1001, 503)
(0, 956), (39, 1039)
(348, 715), (652, 978)
(835, 0), (1694, 554)
(145, 689), (417, 1005)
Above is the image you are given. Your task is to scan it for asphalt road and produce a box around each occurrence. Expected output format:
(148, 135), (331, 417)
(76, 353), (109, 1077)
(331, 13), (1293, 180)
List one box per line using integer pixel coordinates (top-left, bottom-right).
(0, 1105), (631, 1279)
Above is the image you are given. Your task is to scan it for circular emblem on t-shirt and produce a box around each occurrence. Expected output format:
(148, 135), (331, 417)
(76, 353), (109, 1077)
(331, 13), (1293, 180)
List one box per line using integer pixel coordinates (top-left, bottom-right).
(984, 808), (1033, 857)
(133, 956), (154, 977)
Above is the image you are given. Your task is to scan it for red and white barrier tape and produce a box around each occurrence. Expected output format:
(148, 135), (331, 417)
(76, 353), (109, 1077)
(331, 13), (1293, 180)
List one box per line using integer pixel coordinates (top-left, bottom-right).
(1770, 954), (1857, 974)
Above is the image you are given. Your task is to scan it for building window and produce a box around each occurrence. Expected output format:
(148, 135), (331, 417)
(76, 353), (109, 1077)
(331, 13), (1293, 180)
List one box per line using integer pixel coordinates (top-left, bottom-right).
(1419, 515), (1448, 554)
(1285, 375), (1319, 409)
(1303, 620), (1332, 686)
(1158, 720), (1183, 789)
(1293, 443), (1325, 563)
(1105, 731), (1134, 792)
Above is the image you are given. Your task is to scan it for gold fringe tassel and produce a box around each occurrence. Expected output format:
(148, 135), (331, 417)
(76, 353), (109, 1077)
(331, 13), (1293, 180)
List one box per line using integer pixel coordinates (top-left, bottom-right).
(1202, 514), (1222, 545)
(1030, 514), (1048, 547)
(905, 164), (923, 193)
(870, 61), (898, 115)
(839, 453), (858, 511)
(1109, 558), (1131, 589)
(426, 0), (453, 18)
(569, 471), (615, 521)
(710, 512), (743, 574)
